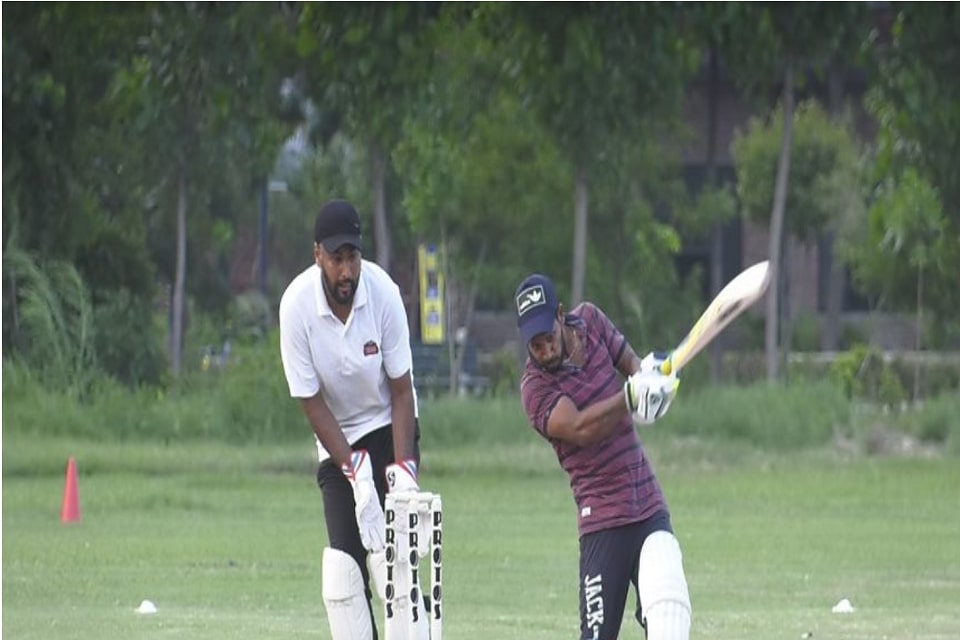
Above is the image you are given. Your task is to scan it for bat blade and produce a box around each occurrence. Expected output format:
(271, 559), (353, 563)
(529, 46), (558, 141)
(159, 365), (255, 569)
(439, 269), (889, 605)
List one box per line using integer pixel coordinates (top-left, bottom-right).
(661, 260), (771, 375)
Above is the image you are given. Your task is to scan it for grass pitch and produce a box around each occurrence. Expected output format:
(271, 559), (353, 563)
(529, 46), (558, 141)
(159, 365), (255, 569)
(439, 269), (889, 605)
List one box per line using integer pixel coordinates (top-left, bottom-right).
(3, 435), (960, 639)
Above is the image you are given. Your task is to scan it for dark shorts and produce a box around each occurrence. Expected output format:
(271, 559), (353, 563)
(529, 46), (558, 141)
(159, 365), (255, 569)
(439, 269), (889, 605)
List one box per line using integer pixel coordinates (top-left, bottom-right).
(315, 423), (421, 582)
(579, 511), (672, 640)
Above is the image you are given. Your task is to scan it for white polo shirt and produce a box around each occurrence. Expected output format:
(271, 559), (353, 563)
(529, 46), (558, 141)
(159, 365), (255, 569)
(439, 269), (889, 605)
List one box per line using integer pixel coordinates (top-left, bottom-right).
(278, 259), (418, 462)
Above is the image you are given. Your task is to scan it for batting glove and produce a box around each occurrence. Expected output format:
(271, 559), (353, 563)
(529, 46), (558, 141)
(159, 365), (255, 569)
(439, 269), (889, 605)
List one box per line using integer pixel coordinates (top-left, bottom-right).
(342, 450), (386, 552)
(624, 370), (679, 425)
(639, 350), (671, 374)
(385, 458), (419, 494)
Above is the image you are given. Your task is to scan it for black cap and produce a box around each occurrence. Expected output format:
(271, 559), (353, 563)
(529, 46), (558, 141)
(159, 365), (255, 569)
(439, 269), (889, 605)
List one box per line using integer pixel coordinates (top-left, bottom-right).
(515, 273), (560, 345)
(314, 200), (362, 252)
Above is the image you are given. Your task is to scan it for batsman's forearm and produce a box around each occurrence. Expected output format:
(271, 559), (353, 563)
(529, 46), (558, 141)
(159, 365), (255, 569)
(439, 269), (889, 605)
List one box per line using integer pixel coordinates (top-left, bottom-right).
(566, 395), (630, 447)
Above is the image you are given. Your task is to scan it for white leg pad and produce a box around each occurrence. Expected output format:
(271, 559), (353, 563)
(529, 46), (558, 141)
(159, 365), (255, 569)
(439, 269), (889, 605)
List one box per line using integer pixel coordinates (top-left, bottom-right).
(322, 547), (374, 640)
(638, 531), (691, 640)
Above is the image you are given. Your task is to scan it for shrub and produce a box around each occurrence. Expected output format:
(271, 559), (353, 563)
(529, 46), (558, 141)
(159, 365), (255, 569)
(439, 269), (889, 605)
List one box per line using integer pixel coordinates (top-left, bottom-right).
(666, 380), (849, 450)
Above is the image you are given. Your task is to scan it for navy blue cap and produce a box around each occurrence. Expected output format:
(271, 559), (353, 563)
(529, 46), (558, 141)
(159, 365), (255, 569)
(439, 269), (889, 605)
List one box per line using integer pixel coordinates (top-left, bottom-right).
(515, 274), (559, 345)
(315, 199), (362, 252)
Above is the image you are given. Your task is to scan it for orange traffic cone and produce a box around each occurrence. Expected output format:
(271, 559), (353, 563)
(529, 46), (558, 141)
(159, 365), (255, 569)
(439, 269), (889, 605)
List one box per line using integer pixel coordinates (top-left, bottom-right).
(60, 456), (81, 523)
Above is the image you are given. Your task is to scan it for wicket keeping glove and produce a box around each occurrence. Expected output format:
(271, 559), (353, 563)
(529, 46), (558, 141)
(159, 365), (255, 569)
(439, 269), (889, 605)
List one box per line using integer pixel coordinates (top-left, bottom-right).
(386, 458), (430, 558)
(385, 458), (419, 494)
(342, 450), (386, 552)
(624, 370), (679, 425)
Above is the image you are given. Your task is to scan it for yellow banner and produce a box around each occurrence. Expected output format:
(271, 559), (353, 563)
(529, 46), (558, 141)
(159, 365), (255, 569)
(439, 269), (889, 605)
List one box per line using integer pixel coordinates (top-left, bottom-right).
(418, 243), (444, 344)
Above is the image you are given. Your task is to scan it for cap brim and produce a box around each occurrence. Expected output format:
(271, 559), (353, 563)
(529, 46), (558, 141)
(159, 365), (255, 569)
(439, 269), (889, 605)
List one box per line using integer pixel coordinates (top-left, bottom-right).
(320, 234), (362, 252)
(519, 310), (556, 345)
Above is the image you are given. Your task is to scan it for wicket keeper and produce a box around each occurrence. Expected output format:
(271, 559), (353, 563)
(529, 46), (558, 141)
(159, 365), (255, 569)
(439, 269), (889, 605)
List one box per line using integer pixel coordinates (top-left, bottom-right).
(279, 199), (430, 640)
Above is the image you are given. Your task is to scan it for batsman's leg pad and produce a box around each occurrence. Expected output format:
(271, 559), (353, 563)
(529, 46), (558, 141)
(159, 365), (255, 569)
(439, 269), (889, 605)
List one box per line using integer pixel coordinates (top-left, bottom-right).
(637, 531), (691, 640)
(322, 547), (374, 640)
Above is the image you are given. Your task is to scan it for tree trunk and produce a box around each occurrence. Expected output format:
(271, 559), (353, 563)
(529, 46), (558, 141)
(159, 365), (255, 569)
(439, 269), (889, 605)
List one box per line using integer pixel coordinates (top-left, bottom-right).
(914, 266), (922, 400)
(705, 46), (724, 382)
(766, 64), (795, 382)
(450, 241), (487, 396)
(822, 59), (846, 350)
(571, 167), (588, 305)
(778, 232), (791, 378)
(171, 167), (188, 377)
(371, 141), (391, 272)
(821, 231), (845, 350)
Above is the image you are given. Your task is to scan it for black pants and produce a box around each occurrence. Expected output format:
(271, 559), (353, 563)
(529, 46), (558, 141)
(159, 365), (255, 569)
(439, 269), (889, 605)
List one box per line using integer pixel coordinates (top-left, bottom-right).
(315, 423), (421, 636)
(579, 511), (672, 640)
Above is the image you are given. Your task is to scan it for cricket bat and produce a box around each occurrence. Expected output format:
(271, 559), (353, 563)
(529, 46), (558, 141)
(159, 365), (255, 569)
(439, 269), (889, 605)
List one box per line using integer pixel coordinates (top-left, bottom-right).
(660, 260), (771, 376)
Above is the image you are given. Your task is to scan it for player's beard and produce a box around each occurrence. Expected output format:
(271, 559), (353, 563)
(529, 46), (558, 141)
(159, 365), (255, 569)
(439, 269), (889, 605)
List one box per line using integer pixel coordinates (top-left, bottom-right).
(540, 355), (563, 373)
(323, 271), (359, 306)
(536, 351), (563, 372)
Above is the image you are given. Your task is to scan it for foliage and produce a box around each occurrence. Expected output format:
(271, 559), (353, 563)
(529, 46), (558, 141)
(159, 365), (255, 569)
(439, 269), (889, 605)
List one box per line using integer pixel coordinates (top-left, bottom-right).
(855, 3), (960, 336)
(829, 344), (907, 408)
(2, 243), (96, 393)
(4, 4), (960, 396)
(397, 91), (572, 308)
(664, 379), (849, 450)
(733, 100), (865, 241)
(846, 169), (953, 344)
(92, 288), (169, 388)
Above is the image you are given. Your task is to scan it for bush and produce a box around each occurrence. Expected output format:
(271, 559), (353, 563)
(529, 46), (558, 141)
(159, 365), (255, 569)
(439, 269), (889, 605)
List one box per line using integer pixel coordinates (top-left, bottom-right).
(829, 344), (907, 407)
(94, 289), (168, 388)
(791, 312), (822, 352)
(665, 380), (849, 450)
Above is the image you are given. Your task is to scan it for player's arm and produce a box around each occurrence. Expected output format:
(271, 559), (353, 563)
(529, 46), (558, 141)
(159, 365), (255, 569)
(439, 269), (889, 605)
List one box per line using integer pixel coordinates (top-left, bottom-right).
(299, 393), (353, 468)
(615, 342), (643, 378)
(544, 393), (630, 448)
(386, 370), (417, 462)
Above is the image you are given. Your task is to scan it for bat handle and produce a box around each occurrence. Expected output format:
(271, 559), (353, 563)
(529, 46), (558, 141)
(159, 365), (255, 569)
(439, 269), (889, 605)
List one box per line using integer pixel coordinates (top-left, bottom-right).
(660, 357), (674, 376)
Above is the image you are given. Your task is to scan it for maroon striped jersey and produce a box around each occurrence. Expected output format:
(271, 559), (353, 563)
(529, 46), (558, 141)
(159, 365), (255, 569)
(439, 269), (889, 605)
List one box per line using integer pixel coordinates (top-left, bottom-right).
(520, 302), (667, 537)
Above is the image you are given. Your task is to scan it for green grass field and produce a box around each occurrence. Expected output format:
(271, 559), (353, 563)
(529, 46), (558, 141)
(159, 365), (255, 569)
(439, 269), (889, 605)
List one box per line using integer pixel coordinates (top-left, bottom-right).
(4, 434), (960, 640)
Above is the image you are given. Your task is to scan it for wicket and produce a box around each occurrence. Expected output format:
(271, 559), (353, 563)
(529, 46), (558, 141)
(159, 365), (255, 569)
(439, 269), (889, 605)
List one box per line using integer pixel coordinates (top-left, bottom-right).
(384, 491), (443, 640)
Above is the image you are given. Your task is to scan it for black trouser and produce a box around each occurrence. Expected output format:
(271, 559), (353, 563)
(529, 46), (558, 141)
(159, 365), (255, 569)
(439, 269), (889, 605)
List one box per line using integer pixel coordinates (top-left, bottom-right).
(315, 423), (421, 637)
(579, 511), (672, 640)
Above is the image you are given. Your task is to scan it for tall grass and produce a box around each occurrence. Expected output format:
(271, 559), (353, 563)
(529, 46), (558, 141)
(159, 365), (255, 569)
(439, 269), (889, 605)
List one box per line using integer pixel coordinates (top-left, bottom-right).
(663, 380), (851, 449)
(4, 345), (958, 454)
(3, 243), (96, 392)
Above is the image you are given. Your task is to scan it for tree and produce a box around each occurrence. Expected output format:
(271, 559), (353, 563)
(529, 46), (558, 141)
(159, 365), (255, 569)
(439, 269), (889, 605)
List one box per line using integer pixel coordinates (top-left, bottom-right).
(296, 3), (441, 275)
(489, 3), (696, 304)
(719, 3), (871, 381)
(847, 169), (950, 394)
(854, 3), (960, 343)
(733, 101), (866, 363)
(113, 3), (293, 376)
(2, 3), (166, 384)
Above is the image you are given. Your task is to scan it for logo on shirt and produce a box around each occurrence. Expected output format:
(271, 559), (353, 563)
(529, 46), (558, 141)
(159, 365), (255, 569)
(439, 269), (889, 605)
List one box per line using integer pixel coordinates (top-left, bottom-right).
(363, 341), (379, 356)
(516, 285), (545, 316)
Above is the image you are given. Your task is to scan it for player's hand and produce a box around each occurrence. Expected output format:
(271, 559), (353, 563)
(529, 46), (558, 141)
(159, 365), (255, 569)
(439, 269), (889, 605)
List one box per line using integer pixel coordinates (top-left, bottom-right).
(385, 458), (419, 494)
(341, 450), (385, 552)
(624, 370), (679, 425)
(639, 351), (671, 374)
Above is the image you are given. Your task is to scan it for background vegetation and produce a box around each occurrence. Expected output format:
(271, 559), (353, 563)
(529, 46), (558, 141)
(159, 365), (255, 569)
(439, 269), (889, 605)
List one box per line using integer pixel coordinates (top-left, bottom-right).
(4, 3), (959, 399)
